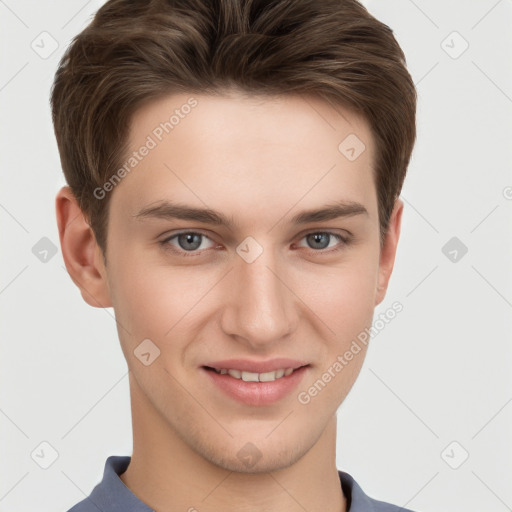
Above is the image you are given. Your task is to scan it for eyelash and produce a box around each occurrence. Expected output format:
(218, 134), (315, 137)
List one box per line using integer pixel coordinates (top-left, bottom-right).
(159, 230), (351, 257)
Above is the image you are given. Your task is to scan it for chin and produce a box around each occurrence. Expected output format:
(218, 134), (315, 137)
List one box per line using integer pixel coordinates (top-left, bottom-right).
(205, 443), (306, 474)
(186, 424), (320, 475)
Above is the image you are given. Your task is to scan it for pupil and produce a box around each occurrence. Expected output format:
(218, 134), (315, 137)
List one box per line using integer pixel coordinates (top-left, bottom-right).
(179, 233), (201, 250)
(309, 233), (329, 249)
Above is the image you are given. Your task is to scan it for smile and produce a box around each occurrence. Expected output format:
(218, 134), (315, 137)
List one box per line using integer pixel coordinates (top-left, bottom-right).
(202, 364), (310, 406)
(208, 367), (296, 382)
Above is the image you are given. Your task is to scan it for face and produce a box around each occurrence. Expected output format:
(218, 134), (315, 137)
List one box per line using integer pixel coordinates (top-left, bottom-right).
(64, 91), (402, 473)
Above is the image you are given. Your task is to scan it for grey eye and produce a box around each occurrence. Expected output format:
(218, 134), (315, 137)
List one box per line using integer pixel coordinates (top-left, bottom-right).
(306, 233), (330, 249)
(176, 233), (204, 251)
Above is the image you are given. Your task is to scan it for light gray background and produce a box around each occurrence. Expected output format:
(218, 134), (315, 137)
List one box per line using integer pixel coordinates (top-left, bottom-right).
(1, 1), (511, 511)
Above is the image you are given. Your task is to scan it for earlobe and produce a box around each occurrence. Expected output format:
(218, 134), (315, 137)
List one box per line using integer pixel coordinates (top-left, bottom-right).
(375, 198), (403, 306)
(55, 186), (112, 308)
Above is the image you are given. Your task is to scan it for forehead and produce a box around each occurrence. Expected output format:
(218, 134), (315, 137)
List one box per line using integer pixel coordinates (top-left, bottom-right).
(128, 91), (373, 152)
(111, 91), (377, 224)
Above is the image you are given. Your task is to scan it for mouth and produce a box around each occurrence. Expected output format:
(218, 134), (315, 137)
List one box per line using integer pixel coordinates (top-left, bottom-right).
(201, 362), (311, 406)
(202, 365), (309, 382)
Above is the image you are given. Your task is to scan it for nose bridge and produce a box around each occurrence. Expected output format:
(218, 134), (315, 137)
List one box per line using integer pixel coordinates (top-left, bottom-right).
(222, 241), (296, 346)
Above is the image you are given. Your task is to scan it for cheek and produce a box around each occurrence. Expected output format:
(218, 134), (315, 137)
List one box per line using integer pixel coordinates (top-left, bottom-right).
(293, 251), (378, 337)
(291, 257), (377, 411)
(107, 252), (215, 348)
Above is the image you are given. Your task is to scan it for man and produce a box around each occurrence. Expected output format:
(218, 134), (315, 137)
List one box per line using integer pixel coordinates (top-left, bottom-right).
(52, 0), (417, 510)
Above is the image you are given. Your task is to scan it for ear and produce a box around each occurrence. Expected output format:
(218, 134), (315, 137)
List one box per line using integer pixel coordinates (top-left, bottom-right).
(55, 186), (113, 308)
(375, 198), (403, 306)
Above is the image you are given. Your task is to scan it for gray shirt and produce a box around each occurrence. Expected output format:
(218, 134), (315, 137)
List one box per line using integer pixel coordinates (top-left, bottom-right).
(67, 455), (416, 512)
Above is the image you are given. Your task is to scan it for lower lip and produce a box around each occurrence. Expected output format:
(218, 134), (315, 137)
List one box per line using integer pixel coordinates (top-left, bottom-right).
(202, 366), (309, 406)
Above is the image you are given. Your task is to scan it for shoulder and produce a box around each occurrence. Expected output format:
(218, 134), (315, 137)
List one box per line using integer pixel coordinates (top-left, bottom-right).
(64, 455), (144, 512)
(338, 470), (418, 512)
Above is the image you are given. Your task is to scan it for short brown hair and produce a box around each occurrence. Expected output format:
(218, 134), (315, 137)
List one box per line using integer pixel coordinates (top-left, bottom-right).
(51, 0), (416, 261)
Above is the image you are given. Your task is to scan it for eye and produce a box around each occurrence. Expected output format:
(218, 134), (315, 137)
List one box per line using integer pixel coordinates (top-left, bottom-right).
(160, 230), (350, 257)
(160, 231), (217, 255)
(296, 231), (349, 252)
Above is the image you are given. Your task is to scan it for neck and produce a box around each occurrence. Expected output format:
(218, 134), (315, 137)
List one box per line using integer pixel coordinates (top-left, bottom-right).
(120, 372), (346, 512)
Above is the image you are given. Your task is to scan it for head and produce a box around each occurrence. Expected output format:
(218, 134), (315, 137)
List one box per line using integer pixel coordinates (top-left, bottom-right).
(53, 0), (416, 473)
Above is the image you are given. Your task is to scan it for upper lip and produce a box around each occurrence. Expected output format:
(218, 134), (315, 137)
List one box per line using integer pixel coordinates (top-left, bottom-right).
(202, 358), (309, 373)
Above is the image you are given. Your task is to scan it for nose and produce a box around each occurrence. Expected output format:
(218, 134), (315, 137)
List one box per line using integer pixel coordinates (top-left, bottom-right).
(220, 245), (298, 350)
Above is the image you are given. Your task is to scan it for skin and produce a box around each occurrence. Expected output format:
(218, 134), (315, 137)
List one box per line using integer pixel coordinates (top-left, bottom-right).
(56, 91), (403, 512)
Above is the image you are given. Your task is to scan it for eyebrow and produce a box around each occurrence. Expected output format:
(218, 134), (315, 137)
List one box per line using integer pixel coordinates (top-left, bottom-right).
(132, 199), (368, 229)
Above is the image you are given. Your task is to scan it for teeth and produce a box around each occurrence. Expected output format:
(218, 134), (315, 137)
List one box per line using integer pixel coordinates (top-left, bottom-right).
(259, 371), (278, 382)
(214, 367), (296, 382)
(241, 371), (259, 382)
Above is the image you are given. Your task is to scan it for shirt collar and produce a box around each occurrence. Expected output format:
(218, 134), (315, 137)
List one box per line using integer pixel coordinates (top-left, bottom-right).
(80, 455), (392, 512)
(86, 456), (153, 512)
